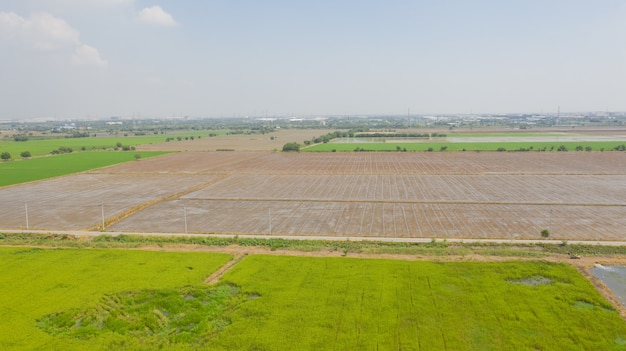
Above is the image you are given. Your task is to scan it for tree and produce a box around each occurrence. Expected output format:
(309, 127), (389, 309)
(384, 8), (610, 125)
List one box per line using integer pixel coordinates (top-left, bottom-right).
(282, 142), (300, 152)
(134, 153), (142, 160)
(541, 229), (550, 238)
(1, 152), (10, 161)
(20, 151), (31, 158)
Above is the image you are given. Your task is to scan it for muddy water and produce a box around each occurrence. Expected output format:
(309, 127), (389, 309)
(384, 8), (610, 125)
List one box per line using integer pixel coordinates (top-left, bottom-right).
(590, 264), (626, 307)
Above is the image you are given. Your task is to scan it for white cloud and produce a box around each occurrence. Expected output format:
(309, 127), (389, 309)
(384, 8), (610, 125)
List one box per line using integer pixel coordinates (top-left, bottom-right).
(138, 6), (177, 27)
(72, 44), (108, 68)
(0, 11), (107, 68)
(0, 12), (79, 50)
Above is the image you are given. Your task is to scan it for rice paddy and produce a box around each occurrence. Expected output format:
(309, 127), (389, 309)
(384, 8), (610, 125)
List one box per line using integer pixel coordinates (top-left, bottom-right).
(2, 247), (625, 350)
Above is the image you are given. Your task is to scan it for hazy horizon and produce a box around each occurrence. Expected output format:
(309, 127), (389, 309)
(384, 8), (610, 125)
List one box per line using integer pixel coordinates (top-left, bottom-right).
(2, 1), (625, 120)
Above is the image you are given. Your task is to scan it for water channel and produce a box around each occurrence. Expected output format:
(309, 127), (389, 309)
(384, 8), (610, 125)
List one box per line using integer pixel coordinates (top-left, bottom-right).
(589, 264), (626, 307)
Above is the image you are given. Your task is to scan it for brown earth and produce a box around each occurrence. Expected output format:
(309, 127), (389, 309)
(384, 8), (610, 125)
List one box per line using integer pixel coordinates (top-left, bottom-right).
(136, 128), (330, 152)
(1, 152), (624, 240)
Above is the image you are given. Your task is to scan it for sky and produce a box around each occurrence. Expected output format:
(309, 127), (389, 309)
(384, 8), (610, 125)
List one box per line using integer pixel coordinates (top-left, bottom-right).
(1, 0), (625, 120)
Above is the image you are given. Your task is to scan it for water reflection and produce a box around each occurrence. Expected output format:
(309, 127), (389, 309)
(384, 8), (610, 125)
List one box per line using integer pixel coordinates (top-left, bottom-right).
(590, 264), (626, 307)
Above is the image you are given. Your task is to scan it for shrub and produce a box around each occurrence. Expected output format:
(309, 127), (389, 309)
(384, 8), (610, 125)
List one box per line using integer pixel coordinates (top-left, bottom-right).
(20, 151), (31, 158)
(1, 152), (11, 160)
(541, 229), (550, 238)
(282, 142), (301, 152)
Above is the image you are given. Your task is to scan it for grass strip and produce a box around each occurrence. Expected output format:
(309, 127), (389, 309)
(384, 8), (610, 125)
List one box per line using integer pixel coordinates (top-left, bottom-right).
(2, 232), (626, 257)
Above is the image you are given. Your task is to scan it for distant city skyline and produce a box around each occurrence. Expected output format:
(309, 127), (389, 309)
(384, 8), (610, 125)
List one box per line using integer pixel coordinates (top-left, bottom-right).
(1, 0), (625, 120)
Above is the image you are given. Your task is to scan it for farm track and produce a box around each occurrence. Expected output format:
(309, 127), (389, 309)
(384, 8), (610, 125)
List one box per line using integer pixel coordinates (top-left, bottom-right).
(204, 252), (247, 284)
(181, 196), (626, 207)
(85, 174), (231, 231)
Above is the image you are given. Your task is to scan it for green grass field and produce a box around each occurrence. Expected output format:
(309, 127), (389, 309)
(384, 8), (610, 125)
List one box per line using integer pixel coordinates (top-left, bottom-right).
(0, 151), (167, 187)
(445, 132), (568, 137)
(212, 255), (626, 350)
(0, 132), (223, 157)
(304, 141), (626, 152)
(1, 249), (625, 350)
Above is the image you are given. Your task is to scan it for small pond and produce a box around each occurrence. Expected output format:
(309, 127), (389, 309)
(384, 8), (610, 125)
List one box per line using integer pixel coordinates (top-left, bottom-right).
(589, 264), (626, 307)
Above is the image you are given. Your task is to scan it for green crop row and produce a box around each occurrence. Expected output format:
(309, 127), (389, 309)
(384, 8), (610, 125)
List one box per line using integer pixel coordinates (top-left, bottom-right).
(0, 151), (168, 187)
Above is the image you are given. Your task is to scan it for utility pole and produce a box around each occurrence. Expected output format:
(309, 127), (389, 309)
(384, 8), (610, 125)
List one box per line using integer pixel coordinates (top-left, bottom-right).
(184, 205), (188, 234)
(24, 203), (29, 230)
(101, 204), (105, 231)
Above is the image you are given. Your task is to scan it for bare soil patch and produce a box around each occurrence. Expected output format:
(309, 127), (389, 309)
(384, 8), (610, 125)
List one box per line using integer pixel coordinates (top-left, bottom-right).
(1, 152), (624, 240)
(136, 129), (330, 152)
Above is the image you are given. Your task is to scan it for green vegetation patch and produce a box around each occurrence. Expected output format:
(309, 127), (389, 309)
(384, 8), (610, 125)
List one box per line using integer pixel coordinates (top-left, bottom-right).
(5, 232), (626, 257)
(208, 256), (626, 351)
(1, 243), (626, 350)
(0, 151), (167, 187)
(0, 133), (210, 157)
(38, 283), (252, 346)
(0, 247), (231, 350)
(446, 132), (568, 137)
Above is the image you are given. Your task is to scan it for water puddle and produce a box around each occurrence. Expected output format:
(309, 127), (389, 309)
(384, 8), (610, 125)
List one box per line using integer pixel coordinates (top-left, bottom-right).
(589, 264), (626, 307)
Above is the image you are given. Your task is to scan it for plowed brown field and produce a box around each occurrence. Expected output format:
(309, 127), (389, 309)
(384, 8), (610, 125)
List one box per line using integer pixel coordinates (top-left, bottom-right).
(1, 151), (624, 240)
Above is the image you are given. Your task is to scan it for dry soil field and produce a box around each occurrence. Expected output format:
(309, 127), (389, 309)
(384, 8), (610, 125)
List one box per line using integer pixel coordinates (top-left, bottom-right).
(1, 151), (624, 241)
(137, 128), (329, 152)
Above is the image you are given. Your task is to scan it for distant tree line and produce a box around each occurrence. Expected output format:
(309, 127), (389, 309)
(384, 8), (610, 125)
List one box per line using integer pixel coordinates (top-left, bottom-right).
(65, 132), (90, 138)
